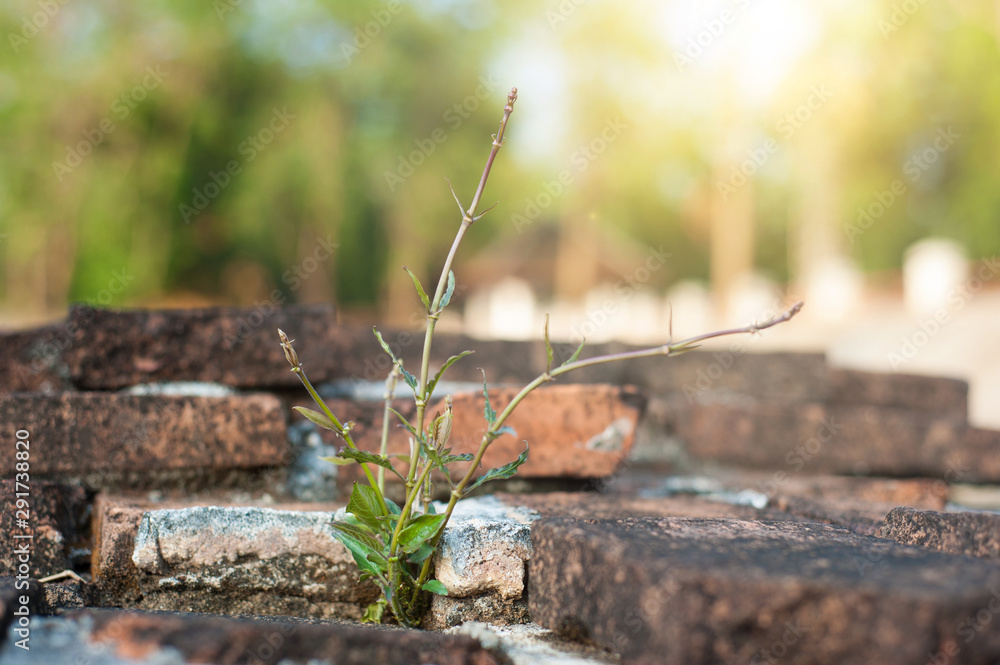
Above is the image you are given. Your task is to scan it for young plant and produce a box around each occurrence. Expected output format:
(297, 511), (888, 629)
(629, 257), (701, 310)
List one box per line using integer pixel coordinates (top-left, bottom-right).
(279, 87), (802, 627)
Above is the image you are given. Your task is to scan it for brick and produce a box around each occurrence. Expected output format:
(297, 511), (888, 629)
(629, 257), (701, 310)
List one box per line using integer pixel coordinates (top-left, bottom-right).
(91, 496), (377, 618)
(0, 481), (87, 578)
(65, 304), (340, 389)
(828, 368), (969, 418)
(530, 516), (1000, 665)
(40, 608), (504, 665)
(675, 399), (1000, 480)
(0, 392), (288, 477)
(314, 384), (644, 488)
(0, 324), (70, 392)
(946, 427), (1000, 483)
(879, 506), (1000, 561)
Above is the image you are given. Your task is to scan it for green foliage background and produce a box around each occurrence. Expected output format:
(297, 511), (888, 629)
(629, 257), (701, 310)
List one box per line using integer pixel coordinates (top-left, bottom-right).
(1, 0), (999, 322)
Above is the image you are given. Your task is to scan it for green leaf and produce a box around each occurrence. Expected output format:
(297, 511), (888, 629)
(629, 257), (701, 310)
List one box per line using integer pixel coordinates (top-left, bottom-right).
(481, 370), (496, 425)
(441, 452), (474, 464)
(426, 350), (474, 398)
(361, 598), (387, 624)
(338, 449), (401, 479)
(373, 327), (400, 363)
(374, 328), (418, 393)
(388, 407), (421, 440)
(397, 513), (447, 553)
(404, 266), (431, 311)
(346, 482), (387, 532)
(330, 521), (383, 579)
(320, 456), (356, 466)
(439, 270), (456, 309)
(544, 314), (553, 372)
(294, 406), (340, 432)
(399, 366), (419, 392)
(466, 444), (529, 493)
(384, 497), (402, 516)
(366, 549), (390, 572)
(407, 543), (436, 564)
(559, 339), (586, 368)
(422, 580), (449, 596)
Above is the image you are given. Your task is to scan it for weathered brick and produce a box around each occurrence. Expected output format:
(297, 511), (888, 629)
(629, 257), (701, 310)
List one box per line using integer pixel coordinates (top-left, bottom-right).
(0, 392), (288, 477)
(879, 506), (1000, 561)
(62, 304), (837, 402)
(91, 495), (375, 618)
(66, 304), (341, 389)
(530, 516), (1000, 665)
(828, 368), (969, 418)
(675, 399), (1000, 481)
(0, 481), (87, 578)
(42, 608), (504, 665)
(314, 384), (644, 489)
(0, 324), (71, 392)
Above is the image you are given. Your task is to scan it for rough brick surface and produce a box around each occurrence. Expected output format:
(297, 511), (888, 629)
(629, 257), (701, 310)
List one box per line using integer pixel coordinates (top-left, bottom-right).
(318, 384), (644, 486)
(879, 506), (1000, 561)
(675, 399), (998, 480)
(827, 368), (969, 417)
(25, 608), (504, 665)
(66, 304), (341, 389)
(92, 497), (378, 619)
(0, 324), (71, 392)
(0, 392), (288, 477)
(530, 516), (1000, 665)
(0, 481), (87, 577)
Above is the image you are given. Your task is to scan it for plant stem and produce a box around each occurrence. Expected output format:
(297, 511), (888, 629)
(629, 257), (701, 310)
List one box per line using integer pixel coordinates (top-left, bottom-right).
(378, 366), (399, 493)
(411, 87), (519, 486)
(409, 300), (805, 595)
(279, 330), (387, 507)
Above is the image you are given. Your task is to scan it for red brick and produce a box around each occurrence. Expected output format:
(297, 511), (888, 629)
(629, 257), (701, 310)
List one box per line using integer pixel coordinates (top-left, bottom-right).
(0, 392), (288, 477)
(307, 384), (644, 489)
(74, 607), (504, 665)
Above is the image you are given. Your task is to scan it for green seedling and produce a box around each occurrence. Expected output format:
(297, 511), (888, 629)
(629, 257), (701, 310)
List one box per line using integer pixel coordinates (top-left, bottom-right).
(279, 87), (802, 627)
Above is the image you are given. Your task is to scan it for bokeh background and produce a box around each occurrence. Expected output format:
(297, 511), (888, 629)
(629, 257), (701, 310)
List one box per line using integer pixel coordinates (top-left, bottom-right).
(2, 0), (999, 422)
